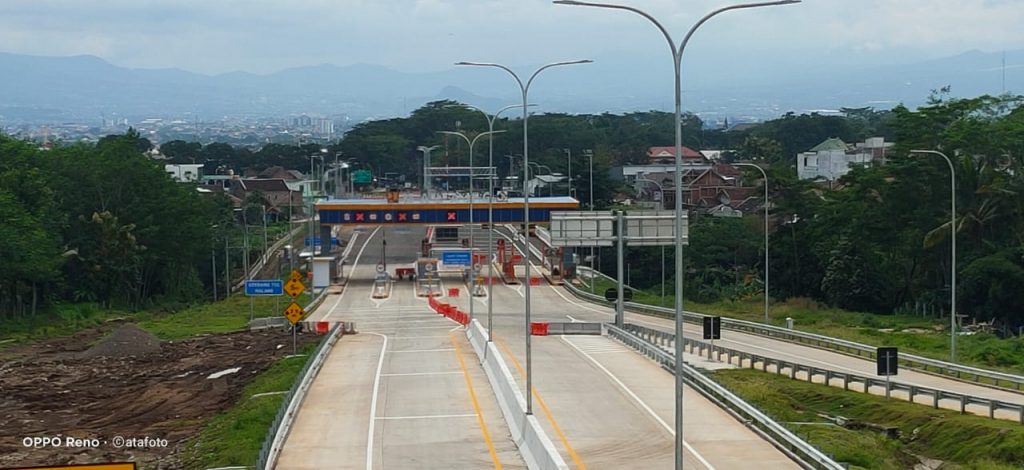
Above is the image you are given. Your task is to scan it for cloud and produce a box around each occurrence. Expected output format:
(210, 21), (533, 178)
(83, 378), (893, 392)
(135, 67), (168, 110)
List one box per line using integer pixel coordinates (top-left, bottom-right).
(0, 0), (1021, 74)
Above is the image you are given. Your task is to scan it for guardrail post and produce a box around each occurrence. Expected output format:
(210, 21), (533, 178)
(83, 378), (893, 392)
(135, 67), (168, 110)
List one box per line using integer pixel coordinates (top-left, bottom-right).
(959, 396), (966, 414)
(790, 363), (797, 380)
(909, 386), (917, 403)
(1019, 406), (1024, 425)
(990, 402), (996, 419)
(843, 375), (849, 391)
(933, 391), (940, 409)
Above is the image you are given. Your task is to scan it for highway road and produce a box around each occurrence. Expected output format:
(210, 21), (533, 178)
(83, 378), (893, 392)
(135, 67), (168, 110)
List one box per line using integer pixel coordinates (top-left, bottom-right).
(514, 226), (1024, 420)
(277, 226), (525, 469)
(444, 228), (801, 469)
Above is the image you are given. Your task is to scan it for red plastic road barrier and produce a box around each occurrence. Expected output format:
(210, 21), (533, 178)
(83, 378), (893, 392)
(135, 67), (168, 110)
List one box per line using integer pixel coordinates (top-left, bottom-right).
(530, 322), (549, 336)
(316, 322), (329, 335)
(529, 277), (541, 286)
(448, 288), (460, 297)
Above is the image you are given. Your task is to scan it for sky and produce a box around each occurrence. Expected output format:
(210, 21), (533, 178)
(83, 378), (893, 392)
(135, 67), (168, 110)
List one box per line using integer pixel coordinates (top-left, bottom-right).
(1, 0), (1023, 76)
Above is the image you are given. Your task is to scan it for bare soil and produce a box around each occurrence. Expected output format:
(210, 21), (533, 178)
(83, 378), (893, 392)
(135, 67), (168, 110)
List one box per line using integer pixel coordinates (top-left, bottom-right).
(0, 320), (318, 469)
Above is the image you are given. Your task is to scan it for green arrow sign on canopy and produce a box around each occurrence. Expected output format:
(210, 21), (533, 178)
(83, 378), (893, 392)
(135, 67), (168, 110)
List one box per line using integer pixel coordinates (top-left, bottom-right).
(353, 169), (372, 184)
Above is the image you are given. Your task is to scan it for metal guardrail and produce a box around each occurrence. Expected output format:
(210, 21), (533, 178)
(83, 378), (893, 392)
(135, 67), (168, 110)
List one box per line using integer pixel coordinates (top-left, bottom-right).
(256, 320), (343, 470)
(604, 323), (845, 470)
(566, 269), (1024, 392)
(255, 288), (336, 469)
(622, 322), (1024, 424)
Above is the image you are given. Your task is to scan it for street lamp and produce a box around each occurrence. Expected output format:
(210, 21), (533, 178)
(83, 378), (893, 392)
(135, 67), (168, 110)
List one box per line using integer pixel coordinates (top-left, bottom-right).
(910, 149), (958, 362)
(564, 148), (574, 197)
(456, 59), (592, 416)
(451, 103), (533, 343)
(417, 145), (440, 197)
(734, 162), (770, 323)
(554, 1), (800, 467)
(437, 130), (507, 326)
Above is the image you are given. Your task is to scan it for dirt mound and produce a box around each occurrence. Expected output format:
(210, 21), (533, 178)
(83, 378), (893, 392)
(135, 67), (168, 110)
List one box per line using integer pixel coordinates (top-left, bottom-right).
(78, 323), (162, 359)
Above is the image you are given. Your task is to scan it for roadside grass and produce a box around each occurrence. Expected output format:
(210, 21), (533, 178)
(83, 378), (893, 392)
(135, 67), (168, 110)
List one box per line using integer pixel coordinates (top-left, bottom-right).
(714, 369), (1024, 470)
(580, 276), (1024, 375)
(137, 292), (302, 341)
(0, 303), (129, 349)
(181, 341), (319, 469)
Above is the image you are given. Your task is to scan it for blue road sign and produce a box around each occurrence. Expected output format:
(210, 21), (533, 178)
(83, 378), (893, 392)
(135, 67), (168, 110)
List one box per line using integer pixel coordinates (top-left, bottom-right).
(304, 236), (339, 247)
(441, 250), (472, 267)
(245, 280), (284, 296)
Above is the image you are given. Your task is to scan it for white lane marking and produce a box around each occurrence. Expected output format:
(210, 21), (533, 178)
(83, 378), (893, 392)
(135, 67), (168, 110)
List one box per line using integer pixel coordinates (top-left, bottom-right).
(365, 332), (388, 470)
(450, 326), (463, 332)
(389, 335), (452, 339)
(315, 226), (381, 322)
(561, 335), (716, 470)
(375, 414), (477, 420)
(380, 371), (462, 377)
(394, 325), (460, 331)
(386, 348), (456, 353)
(566, 315), (581, 323)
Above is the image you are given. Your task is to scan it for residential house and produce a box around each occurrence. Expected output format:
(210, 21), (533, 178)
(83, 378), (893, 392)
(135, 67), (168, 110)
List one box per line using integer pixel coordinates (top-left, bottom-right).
(639, 163), (759, 217)
(797, 137), (893, 181)
(229, 178), (305, 220)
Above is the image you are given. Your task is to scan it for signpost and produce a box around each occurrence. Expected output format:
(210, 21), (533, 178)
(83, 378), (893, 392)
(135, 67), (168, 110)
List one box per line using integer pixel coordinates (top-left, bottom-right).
(284, 270), (307, 354)
(703, 316), (722, 359)
(877, 346), (898, 398)
(245, 280), (283, 296)
(441, 250), (472, 267)
(245, 279), (284, 322)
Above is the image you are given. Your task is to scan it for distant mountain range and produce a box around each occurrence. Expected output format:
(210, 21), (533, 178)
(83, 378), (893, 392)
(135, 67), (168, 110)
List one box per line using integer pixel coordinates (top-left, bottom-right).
(0, 49), (1021, 125)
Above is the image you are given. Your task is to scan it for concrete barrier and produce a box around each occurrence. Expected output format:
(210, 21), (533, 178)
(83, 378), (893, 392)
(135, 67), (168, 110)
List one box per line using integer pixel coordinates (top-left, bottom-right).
(465, 320), (568, 470)
(545, 322), (602, 335)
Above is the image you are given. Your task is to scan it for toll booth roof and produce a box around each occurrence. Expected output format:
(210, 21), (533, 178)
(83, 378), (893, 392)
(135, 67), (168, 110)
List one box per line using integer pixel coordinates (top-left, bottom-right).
(317, 196), (579, 209)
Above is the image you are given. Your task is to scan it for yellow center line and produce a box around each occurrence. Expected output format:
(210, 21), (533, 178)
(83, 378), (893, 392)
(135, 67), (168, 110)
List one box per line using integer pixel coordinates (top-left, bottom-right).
(494, 335), (587, 470)
(449, 332), (503, 470)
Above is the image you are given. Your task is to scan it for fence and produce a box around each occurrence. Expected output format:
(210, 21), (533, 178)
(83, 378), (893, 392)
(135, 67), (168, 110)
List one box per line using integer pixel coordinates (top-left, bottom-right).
(622, 322), (1024, 424)
(255, 287), (338, 469)
(604, 323), (845, 470)
(566, 268), (1024, 392)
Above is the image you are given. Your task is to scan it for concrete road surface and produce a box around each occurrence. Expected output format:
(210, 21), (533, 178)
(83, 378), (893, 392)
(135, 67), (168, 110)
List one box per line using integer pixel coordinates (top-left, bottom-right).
(277, 226), (524, 470)
(445, 228), (801, 469)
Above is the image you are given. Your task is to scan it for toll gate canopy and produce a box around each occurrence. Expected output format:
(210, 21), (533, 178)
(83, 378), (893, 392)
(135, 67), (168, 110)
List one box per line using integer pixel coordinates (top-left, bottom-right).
(317, 196), (579, 225)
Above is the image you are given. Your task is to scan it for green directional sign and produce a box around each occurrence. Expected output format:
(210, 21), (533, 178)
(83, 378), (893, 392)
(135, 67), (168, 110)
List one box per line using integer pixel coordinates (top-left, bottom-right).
(353, 169), (372, 184)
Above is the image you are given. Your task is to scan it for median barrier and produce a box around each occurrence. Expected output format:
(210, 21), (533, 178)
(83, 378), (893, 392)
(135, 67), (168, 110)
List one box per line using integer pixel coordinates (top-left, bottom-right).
(529, 277), (541, 286)
(465, 320), (569, 470)
(449, 288), (460, 297)
(530, 322), (549, 336)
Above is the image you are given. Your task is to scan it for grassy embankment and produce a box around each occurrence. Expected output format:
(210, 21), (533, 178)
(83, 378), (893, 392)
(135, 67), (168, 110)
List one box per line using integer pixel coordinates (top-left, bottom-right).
(716, 369), (1024, 470)
(181, 341), (318, 469)
(581, 276), (1024, 376)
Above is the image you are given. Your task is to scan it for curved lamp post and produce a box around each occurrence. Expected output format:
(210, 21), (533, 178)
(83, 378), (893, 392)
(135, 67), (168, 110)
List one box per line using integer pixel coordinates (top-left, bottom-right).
(910, 149), (957, 362)
(734, 162), (770, 323)
(438, 129), (507, 326)
(451, 103), (534, 343)
(455, 59), (592, 416)
(553, 1), (800, 466)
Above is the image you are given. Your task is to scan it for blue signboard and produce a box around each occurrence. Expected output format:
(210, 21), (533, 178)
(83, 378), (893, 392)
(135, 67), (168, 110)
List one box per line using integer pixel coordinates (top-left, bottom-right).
(304, 236), (339, 247)
(441, 250), (472, 267)
(245, 280), (283, 296)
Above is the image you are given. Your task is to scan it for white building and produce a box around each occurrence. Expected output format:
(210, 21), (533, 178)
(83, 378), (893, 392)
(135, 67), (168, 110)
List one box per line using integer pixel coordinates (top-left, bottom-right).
(165, 164), (204, 183)
(797, 137), (892, 181)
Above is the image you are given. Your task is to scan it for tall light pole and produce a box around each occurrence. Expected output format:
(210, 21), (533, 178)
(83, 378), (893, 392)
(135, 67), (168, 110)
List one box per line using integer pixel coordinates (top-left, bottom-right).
(734, 163), (770, 323)
(564, 148), (573, 197)
(452, 103), (532, 342)
(554, 2), (800, 467)
(456, 59), (592, 416)
(417, 145), (440, 197)
(438, 129), (507, 325)
(910, 149), (958, 362)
